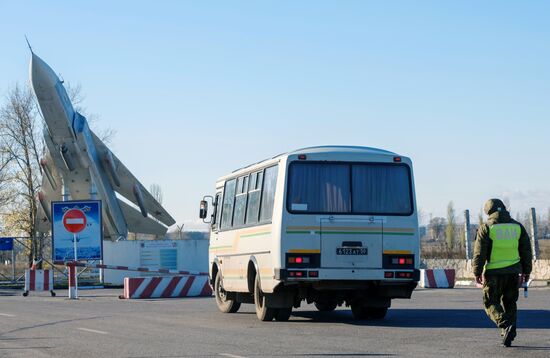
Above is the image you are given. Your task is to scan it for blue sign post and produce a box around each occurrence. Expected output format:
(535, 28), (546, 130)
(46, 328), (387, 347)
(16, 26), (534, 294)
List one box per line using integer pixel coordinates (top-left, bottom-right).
(52, 200), (103, 262)
(0, 237), (14, 251)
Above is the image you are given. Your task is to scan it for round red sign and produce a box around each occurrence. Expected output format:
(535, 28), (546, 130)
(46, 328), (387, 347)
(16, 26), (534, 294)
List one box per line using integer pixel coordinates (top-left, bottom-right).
(63, 208), (87, 233)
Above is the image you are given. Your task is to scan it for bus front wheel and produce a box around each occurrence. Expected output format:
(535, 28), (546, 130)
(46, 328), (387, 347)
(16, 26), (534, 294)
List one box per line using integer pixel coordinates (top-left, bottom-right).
(214, 273), (241, 313)
(254, 273), (275, 321)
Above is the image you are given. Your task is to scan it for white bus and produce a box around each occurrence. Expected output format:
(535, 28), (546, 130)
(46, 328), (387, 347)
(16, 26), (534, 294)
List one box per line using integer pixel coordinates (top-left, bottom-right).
(200, 146), (420, 321)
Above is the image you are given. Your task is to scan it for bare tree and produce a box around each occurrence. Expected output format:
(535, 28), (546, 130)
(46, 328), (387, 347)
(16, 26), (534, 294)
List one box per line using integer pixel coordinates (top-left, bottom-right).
(429, 217), (446, 241)
(0, 149), (13, 209)
(446, 201), (456, 249)
(503, 197), (511, 215)
(478, 208), (484, 227)
(0, 85), (42, 266)
(66, 83), (116, 144)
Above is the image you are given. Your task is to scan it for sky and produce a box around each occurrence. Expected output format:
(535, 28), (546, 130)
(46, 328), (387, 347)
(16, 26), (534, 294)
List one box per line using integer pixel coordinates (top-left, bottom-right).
(1, 1), (549, 230)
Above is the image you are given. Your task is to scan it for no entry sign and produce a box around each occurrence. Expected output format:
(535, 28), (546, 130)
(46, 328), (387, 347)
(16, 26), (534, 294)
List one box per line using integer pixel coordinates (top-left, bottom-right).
(52, 200), (102, 261)
(63, 209), (87, 233)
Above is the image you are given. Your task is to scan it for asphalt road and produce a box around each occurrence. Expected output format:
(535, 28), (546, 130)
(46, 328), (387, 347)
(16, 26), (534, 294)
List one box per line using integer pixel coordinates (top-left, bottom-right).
(0, 287), (549, 357)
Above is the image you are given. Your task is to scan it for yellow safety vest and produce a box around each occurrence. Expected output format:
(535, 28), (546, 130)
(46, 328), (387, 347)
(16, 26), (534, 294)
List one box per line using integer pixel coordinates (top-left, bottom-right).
(485, 223), (521, 270)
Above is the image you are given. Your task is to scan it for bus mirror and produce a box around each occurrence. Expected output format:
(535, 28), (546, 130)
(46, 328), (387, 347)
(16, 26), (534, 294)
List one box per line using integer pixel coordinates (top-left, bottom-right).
(199, 200), (208, 219)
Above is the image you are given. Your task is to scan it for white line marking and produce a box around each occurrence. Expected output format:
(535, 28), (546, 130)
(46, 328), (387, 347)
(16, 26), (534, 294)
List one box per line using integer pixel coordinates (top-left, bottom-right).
(0, 313), (16, 317)
(219, 354), (248, 358)
(77, 327), (108, 335)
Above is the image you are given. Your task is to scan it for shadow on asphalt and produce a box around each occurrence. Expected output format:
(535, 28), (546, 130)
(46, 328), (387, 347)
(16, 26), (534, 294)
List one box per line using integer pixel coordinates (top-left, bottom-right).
(290, 309), (550, 329)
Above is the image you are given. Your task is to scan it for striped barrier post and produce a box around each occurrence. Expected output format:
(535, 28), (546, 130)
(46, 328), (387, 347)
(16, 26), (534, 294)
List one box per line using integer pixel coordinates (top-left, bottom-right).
(122, 275), (212, 299)
(419, 269), (456, 288)
(68, 262), (78, 299)
(23, 269), (55, 297)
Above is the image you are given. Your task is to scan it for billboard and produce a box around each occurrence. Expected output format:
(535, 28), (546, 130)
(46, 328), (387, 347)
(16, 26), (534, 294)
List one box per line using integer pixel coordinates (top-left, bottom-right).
(52, 200), (102, 261)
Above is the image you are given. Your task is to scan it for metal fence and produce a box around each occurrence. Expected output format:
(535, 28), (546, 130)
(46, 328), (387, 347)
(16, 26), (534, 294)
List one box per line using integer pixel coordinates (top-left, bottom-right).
(0, 236), (101, 287)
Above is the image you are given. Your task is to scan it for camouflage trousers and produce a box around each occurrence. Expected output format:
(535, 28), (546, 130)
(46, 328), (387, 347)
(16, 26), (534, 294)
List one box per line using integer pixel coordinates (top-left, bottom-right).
(482, 274), (519, 328)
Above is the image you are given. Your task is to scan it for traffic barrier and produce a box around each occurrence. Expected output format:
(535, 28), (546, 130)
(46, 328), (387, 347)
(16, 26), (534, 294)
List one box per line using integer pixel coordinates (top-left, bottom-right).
(53, 261), (210, 298)
(54, 261), (208, 276)
(23, 269), (56, 296)
(122, 275), (212, 299)
(419, 269), (455, 288)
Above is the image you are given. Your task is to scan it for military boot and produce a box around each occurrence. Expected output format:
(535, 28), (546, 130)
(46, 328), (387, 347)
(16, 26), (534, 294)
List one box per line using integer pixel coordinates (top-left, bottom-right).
(502, 325), (516, 347)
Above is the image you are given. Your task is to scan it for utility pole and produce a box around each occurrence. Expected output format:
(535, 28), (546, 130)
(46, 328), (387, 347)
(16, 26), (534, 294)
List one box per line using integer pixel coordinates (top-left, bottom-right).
(464, 210), (472, 260)
(530, 208), (540, 261)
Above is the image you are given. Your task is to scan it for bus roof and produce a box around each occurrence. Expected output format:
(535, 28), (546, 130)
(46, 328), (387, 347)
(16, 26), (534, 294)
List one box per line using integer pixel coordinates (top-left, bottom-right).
(287, 145), (396, 156)
(220, 145), (400, 182)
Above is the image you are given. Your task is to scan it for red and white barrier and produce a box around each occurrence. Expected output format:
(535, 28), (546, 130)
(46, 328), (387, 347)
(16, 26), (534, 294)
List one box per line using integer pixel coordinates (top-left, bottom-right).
(419, 269), (455, 288)
(23, 269), (55, 296)
(122, 275), (212, 299)
(54, 261), (208, 276)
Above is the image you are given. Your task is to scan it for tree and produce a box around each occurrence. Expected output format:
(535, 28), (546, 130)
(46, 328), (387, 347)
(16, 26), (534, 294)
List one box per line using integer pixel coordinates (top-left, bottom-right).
(66, 83), (116, 145)
(503, 197), (511, 213)
(0, 85), (42, 266)
(428, 217), (446, 241)
(0, 149), (13, 209)
(446, 201), (456, 249)
(478, 208), (484, 227)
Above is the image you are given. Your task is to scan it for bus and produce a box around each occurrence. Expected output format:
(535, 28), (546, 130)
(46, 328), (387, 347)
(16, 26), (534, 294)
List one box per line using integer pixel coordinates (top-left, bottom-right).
(199, 146), (420, 321)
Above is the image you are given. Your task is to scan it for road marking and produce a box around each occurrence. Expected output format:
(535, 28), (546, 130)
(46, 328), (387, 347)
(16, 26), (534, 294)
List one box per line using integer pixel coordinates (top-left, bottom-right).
(0, 313), (16, 317)
(219, 354), (248, 358)
(77, 327), (108, 335)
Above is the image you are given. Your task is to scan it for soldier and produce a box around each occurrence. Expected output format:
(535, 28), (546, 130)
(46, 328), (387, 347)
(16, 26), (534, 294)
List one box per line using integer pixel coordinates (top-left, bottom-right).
(472, 199), (532, 347)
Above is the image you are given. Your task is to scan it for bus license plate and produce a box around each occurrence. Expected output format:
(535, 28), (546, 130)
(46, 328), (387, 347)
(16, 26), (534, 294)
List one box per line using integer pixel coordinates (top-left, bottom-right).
(336, 247), (368, 255)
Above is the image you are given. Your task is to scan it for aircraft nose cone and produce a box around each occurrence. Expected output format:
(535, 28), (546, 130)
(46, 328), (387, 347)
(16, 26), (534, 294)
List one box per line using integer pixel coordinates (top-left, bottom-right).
(29, 53), (59, 93)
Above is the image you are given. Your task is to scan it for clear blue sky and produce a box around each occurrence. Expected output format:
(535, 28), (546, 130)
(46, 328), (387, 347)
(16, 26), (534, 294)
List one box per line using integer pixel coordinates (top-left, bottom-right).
(1, 1), (549, 229)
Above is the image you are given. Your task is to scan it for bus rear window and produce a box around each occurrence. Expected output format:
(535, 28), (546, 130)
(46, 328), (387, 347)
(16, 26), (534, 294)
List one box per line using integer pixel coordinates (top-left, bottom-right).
(287, 162), (413, 215)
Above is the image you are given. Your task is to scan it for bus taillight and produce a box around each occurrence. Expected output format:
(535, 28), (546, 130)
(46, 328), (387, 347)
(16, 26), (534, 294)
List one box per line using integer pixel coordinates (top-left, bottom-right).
(286, 253), (320, 268)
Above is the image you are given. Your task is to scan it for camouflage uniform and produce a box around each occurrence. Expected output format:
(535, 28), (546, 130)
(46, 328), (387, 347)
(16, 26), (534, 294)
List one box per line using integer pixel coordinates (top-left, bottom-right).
(472, 199), (532, 339)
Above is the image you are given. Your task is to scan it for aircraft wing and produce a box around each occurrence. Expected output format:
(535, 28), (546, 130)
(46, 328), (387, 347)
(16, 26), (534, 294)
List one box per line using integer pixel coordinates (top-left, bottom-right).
(117, 199), (169, 236)
(91, 132), (176, 227)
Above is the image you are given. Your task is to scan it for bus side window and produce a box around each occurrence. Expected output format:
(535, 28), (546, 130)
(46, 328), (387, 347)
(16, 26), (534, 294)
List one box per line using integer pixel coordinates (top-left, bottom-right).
(259, 165), (278, 222)
(212, 192), (222, 230)
(246, 171), (262, 224)
(221, 179), (237, 229)
(233, 176), (248, 227)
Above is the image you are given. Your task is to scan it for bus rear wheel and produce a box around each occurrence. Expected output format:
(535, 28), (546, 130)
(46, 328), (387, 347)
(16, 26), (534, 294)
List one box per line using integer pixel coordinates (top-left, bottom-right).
(351, 304), (369, 320)
(366, 307), (388, 319)
(214, 273), (241, 313)
(254, 273), (275, 321)
(274, 307), (292, 321)
(315, 301), (337, 312)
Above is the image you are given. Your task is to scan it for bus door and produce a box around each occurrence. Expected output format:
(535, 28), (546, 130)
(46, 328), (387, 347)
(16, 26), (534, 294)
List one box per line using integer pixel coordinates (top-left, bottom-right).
(320, 218), (383, 269)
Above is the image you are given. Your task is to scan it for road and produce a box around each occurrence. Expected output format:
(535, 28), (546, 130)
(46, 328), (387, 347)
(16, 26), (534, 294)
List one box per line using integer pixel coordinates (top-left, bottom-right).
(0, 287), (549, 357)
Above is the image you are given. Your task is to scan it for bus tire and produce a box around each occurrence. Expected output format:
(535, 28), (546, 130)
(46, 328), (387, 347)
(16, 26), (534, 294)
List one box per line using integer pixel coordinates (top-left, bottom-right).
(366, 307), (388, 319)
(254, 273), (274, 321)
(274, 307), (292, 321)
(314, 301), (337, 312)
(351, 304), (369, 320)
(214, 273), (241, 313)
